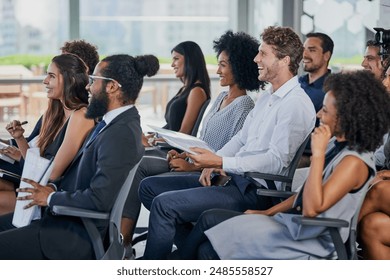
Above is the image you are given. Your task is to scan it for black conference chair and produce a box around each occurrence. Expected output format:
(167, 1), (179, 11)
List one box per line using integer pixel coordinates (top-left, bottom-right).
(190, 98), (210, 137)
(244, 134), (311, 202)
(291, 169), (374, 260)
(52, 161), (141, 260)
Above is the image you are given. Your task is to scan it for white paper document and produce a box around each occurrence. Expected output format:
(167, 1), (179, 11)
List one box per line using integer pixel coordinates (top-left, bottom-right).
(0, 142), (15, 164)
(148, 125), (214, 154)
(12, 148), (54, 228)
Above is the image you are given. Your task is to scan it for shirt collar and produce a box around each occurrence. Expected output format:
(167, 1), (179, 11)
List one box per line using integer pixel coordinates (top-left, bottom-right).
(102, 104), (134, 126)
(300, 69), (331, 87)
(271, 76), (300, 99)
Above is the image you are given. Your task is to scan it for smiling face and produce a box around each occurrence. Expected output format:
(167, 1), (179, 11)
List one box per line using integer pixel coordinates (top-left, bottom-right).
(316, 91), (341, 137)
(43, 62), (64, 101)
(361, 46), (383, 80)
(216, 51), (235, 87)
(171, 50), (185, 79)
(253, 42), (283, 84)
(302, 37), (329, 73)
(85, 61), (110, 119)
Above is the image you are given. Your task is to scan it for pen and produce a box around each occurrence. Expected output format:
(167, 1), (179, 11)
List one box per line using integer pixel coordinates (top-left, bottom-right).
(6, 121), (28, 130)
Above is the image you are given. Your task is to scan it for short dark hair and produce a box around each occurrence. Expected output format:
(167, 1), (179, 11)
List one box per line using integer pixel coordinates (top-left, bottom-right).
(306, 32), (334, 56)
(101, 54), (160, 103)
(366, 39), (380, 48)
(323, 71), (390, 153)
(171, 41), (211, 98)
(60, 39), (99, 75)
(213, 30), (266, 91)
(261, 26), (303, 75)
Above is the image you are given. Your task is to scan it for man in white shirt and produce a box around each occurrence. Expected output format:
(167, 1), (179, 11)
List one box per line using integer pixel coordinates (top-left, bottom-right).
(139, 26), (316, 260)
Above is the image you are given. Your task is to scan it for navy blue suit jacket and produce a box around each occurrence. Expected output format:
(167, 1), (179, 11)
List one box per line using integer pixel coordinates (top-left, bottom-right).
(38, 107), (144, 259)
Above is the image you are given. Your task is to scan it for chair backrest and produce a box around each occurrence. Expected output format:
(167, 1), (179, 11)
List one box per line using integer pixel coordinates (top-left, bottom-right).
(191, 98), (210, 136)
(344, 169), (375, 259)
(283, 134), (311, 191)
(102, 160), (141, 260)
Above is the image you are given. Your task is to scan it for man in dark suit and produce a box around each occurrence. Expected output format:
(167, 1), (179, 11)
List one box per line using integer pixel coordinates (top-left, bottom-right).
(0, 53), (159, 259)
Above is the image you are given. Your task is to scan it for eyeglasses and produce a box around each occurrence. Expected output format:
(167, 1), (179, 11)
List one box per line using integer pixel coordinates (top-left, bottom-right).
(88, 75), (122, 88)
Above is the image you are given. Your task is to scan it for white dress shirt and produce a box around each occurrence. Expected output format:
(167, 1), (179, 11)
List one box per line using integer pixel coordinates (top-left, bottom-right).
(216, 76), (316, 188)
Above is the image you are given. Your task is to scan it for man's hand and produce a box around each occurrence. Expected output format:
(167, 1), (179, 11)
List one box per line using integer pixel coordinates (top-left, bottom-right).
(187, 148), (222, 169)
(16, 178), (55, 209)
(199, 168), (226, 186)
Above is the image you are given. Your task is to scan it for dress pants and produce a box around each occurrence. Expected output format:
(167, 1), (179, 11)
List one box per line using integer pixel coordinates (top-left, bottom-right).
(0, 213), (46, 259)
(122, 151), (170, 222)
(178, 209), (243, 259)
(139, 174), (258, 259)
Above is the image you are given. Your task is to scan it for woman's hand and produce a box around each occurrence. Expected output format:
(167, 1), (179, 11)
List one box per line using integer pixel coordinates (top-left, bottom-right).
(5, 120), (25, 140)
(0, 145), (22, 161)
(169, 158), (196, 172)
(310, 124), (332, 157)
(166, 150), (186, 163)
(370, 169), (390, 185)
(244, 209), (269, 215)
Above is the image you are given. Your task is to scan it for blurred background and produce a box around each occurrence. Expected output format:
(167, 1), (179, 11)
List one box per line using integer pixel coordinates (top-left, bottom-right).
(0, 0), (389, 137)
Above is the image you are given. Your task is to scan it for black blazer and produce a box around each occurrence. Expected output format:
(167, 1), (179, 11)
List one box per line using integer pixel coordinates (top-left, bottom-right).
(39, 107), (144, 259)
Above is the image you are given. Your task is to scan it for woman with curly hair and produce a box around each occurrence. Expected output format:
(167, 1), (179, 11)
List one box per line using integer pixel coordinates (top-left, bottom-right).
(121, 31), (264, 255)
(175, 70), (390, 259)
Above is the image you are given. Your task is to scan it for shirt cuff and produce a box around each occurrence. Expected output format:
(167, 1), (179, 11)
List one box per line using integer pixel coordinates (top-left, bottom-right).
(47, 192), (55, 207)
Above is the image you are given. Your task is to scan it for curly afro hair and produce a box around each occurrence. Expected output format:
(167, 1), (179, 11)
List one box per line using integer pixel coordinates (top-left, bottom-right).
(213, 30), (266, 91)
(61, 39), (99, 75)
(323, 70), (390, 153)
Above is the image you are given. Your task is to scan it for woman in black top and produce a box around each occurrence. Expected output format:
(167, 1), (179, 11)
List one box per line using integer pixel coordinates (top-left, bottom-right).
(142, 41), (210, 146)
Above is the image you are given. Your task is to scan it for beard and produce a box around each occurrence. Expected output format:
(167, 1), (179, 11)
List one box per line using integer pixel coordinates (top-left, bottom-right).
(303, 61), (321, 73)
(86, 89), (109, 119)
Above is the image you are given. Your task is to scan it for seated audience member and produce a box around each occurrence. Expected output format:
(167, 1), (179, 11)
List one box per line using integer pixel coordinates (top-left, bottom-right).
(0, 39), (99, 192)
(0, 53), (95, 215)
(142, 41), (210, 148)
(298, 32), (334, 166)
(299, 32), (333, 115)
(0, 54), (159, 260)
(138, 26), (316, 260)
(361, 40), (384, 81)
(358, 64), (390, 260)
(120, 30), (263, 251)
(174, 70), (390, 260)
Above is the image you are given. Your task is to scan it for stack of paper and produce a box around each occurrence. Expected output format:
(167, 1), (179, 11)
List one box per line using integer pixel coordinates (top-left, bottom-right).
(12, 148), (54, 228)
(0, 142), (15, 164)
(148, 125), (214, 154)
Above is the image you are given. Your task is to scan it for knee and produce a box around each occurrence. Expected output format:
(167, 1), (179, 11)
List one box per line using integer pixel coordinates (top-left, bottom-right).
(360, 213), (386, 241)
(197, 209), (225, 230)
(139, 177), (157, 202)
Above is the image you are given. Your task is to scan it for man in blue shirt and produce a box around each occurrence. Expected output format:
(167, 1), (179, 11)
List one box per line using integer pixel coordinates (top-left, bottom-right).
(299, 32), (334, 164)
(299, 32), (334, 116)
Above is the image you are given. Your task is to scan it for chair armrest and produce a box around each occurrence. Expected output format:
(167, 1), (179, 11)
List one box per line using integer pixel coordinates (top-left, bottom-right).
(292, 216), (349, 228)
(257, 189), (295, 198)
(245, 172), (292, 184)
(52, 205), (109, 220)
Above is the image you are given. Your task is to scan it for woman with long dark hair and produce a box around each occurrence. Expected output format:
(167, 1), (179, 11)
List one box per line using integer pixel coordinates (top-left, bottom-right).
(0, 53), (94, 215)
